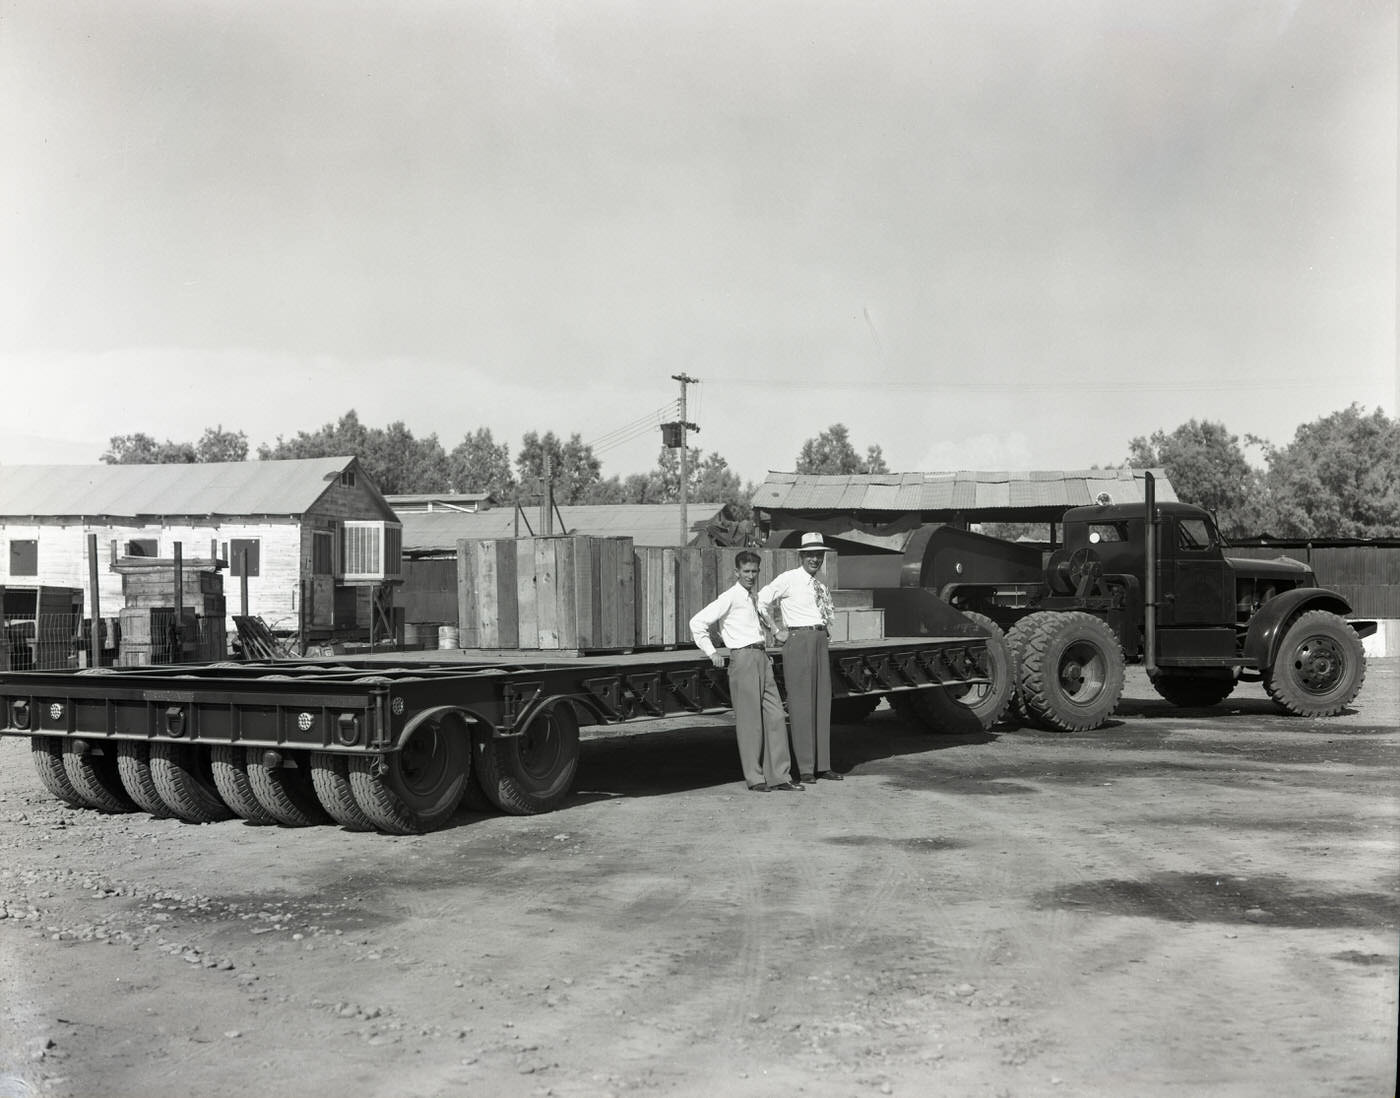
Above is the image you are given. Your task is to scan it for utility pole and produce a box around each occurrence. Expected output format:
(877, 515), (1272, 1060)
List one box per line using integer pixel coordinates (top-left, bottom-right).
(668, 373), (700, 544)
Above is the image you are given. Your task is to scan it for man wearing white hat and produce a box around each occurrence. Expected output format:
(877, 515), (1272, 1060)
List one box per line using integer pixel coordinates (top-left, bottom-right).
(757, 532), (842, 783)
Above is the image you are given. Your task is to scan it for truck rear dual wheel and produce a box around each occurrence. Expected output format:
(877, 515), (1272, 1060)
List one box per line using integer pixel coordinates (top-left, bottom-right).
(149, 742), (237, 823)
(1016, 611), (1125, 733)
(30, 737), (87, 808)
(310, 752), (377, 831)
(61, 741), (136, 814)
(116, 742), (174, 818)
(888, 612), (1014, 734)
(474, 702), (580, 815)
(1263, 610), (1366, 717)
(211, 746), (280, 824)
(347, 711), (471, 834)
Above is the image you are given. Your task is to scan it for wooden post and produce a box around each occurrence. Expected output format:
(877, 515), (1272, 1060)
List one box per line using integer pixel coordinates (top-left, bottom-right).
(87, 534), (101, 668)
(173, 541), (183, 663)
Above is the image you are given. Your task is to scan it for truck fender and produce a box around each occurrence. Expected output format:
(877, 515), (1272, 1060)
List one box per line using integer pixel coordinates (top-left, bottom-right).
(1243, 588), (1354, 669)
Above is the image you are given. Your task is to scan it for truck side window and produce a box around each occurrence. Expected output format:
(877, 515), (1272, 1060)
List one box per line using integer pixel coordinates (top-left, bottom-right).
(1176, 519), (1213, 551)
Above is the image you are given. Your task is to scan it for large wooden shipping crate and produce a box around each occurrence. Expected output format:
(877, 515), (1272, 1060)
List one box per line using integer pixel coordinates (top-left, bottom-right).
(116, 559), (227, 617)
(457, 536), (636, 651)
(634, 547), (836, 647)
(455, 537), (878, 652)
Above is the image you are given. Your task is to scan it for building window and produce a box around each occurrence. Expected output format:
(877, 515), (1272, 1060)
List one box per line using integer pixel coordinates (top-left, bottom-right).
(126, 538), (158, 557)
(339, 522), (403, 580)
(312, 531), (334, 575)
(229, 538), (261, 577)
(340, 469), (357, 489)
(9, 539), (37, 576)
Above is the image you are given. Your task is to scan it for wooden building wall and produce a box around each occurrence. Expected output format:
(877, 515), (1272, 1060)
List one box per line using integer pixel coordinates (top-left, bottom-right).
(0, 519), (302, 630)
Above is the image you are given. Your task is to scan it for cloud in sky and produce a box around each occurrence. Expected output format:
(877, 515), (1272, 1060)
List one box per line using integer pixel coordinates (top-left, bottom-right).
(1, 1), (1394, 480)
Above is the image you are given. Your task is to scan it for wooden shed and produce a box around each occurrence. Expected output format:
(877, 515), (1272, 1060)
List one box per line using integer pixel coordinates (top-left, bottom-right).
(0, 457), (402, 643)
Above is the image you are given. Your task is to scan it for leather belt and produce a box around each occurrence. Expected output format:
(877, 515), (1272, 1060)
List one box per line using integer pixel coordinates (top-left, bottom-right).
(788, 625), (827, 632)
(733, 642), (766, 651)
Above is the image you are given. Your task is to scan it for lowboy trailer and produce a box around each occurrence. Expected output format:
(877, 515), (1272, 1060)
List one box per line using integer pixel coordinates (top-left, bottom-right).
(0, 635), (991, 834)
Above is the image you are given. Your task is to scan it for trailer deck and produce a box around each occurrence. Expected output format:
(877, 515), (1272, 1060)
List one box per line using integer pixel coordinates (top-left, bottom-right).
(0, 635), (990, 833)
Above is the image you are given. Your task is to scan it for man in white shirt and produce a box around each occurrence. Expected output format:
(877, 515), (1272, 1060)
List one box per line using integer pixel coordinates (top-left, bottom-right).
(757, 532), (841, 784)
(689, 551), (803, 792)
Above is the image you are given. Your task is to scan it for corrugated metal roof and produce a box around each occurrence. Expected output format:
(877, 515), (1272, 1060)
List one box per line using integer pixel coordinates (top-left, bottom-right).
(401, 503), (728, 554)
(757, 469), (1177, 516)
(0, 457), (368, 518)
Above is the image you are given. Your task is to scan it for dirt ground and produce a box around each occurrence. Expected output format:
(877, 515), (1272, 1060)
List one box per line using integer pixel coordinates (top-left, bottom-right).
(0, 660), (1395, 1098)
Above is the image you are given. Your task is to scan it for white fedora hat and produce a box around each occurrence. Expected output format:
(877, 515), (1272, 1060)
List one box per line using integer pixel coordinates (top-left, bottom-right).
(799, 532), (833, 552)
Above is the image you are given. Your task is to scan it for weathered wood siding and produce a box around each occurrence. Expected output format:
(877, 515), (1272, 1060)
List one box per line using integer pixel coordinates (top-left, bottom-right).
(0, 519), (302, 631)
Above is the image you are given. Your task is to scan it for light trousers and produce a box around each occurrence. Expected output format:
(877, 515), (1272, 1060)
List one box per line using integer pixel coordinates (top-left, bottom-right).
(727, 648), (791, 787)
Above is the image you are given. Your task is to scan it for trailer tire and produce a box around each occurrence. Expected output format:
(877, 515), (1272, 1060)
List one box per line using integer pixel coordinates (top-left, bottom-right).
(942, 611), (1014, 728)
(310, 752), (376, 831)
(348, 712), (470, 834)
(831, 695), (880, 724)
(149, 743), (235, 823)
(247, 751), (329, 827)
(117, 742), (174, 818)
(211, 746), (279, 824)
(31, 737), (86, 808)
(62, 741), (136, 813)
(474, 702), (580, 816)
(1018, 611), (1124, 733)
(1263, 610), (1366, 717)
(1149, 669), (1237, 708)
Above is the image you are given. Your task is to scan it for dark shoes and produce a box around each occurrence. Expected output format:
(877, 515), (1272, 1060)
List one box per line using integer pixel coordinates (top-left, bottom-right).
(769, 781), (804, 792)
(748, 783), (770, 792)
(800, 771), (845, 782)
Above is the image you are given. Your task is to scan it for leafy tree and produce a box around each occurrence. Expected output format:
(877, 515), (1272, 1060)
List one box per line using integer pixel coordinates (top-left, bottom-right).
(795, 424), (889, 475)
(1127, 419), (1255, 534)
(1251, 404), (1400, 537)
(257, 410), (450, 493)
(448, 428), (515, 499)
(195, 426), (249, 463)
(515, 431), (602, 505)
(103, 433), (196, 464)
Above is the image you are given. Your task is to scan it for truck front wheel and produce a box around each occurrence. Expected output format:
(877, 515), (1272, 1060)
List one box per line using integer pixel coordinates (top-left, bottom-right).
(1018, 612), (1125, 732)
(1263, 610), (1366, 717)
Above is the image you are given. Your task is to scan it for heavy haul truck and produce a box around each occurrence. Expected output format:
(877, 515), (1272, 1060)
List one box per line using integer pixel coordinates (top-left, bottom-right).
(0, 636), (993, 834)
(786, 474), (1372, 734)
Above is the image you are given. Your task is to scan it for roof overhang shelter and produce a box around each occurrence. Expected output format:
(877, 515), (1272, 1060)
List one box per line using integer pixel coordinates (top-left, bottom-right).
(755, 468), (1177, 551)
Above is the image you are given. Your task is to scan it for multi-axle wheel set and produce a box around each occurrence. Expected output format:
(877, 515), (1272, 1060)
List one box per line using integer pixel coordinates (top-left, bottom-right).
(25, 701), (582, 836)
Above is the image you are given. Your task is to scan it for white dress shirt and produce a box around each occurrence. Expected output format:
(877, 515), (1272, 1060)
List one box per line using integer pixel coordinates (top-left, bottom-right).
(689, 583), (768, 657)
(757, 567), (827, 627)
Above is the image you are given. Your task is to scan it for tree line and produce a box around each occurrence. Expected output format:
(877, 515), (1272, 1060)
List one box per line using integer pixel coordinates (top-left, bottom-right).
(101, 404), (1399, 537)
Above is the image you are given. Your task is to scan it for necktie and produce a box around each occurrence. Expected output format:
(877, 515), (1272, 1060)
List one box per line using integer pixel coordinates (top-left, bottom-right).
(751, 591), (770, 644)
(814, 579), (835, 628)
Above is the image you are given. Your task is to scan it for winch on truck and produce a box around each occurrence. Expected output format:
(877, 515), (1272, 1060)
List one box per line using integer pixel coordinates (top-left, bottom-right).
(777, 473), (1372, 733)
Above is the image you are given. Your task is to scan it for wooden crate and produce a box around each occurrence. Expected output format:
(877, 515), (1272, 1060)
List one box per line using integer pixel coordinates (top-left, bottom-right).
(118, 607), (176, 645)
(458, 536), (636, 651)
(630, 548), (838, 648)
(117, 643), (174, 667)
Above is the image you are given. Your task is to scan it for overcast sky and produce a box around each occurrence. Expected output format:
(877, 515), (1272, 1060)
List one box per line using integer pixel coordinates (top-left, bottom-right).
(2, 1), (1394, 485)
